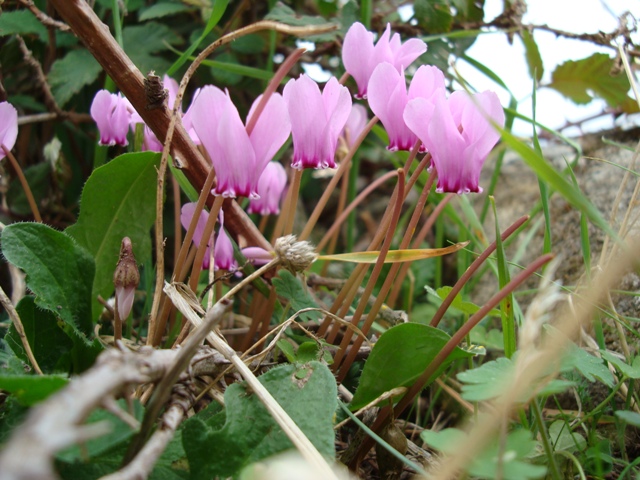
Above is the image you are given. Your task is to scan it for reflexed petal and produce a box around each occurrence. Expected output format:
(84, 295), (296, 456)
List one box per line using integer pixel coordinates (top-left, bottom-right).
(242, 246), (274, 265)
(163, 74), (180, 112)
(284, 75), (325, 168)
(90, 90), (116, 145)
(116, 285), (136, 320)
(247, 93), (291, 171)
(322, 77), (352, 150)
(0, 102), (18, 160)
(393, 38), (427, 70)
(142, 126), (163, 152)
(214, 98), (256, 197)
(215, 227), (237, 271)
(112, 94), (130, 146)
(342, 22), (375, 97)
(341, 104), (368, 147)
(408, 65), (446, 101)
(248, 161), (287, 215)
(190, 86), (229, 161)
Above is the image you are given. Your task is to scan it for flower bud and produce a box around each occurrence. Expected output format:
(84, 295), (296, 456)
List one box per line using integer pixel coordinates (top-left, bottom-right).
(113, 237), (140, 320)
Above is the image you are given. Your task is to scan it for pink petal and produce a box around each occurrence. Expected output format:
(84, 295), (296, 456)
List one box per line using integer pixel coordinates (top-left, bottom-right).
(342, 22), (375, 98)
(322, 77), (352, 155)
(163, 74), (180, 112)
(247, 93), (291, 171)
(241, 246), (274, 265)
(90, 90), (116, 145)
(408, 65), (446, 101)
(116, 285), (136, 320)
(342, 104), (368, 147)
(214, 226), (237, 271)
(393, 38), (428, 71)
(0, 102), (18, 160)
(180, 202), (209, 248)
(248, 161), (287, 215)
(112, 94), (130, 146)
(214, 98), (257, 198)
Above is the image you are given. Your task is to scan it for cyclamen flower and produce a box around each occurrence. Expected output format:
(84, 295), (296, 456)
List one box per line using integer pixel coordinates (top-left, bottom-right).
(248, 161), (287, 215)
(368, 63), (445, 152)
(190, 86), (290, 197)
(113, 237), (139, 320)
(0, 102), (18, 161)
(342, 22), (427, 98)
(283, 75), (351, 170)
(404, 90), (505, 194)
(340, 104), (368, 147)
(180, 203), (237, 271)
(90, 90), (131, 146)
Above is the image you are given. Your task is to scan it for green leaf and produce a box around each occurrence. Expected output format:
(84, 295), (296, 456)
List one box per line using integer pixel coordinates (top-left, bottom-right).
(6, 296), (73, 373)
(601, 351), (640, 379)
(139, 2), (194, 21)
(547, 420), (586, 453)
(0, 375), (68, 406)
(519, 29), (543, 82)
(0, 346), (28, 376)
(66, 152), (160, 321)
(2, 223), (95, 339)
(48, 49), (102, 106)
(458, 357), (572, 402)
(615, 410), (640, 427)
(548, 53), (630, 107)
(351, 323), (473, 409)
(183, 362), (336, 478)
(426, 285), (501, 317)
(422, 428), (546, 480)
(265, 4), (338, 43)
(0, 10), (48, 40)
(470, 325), (505, 351)
(123, 23), (182, 74)
(561, 345), (614, 387)
(0, 396), (29, 445)
(415, 0), (454, 34)
(272, 270), (321, 321)
(210, 51), (242, 86)
(452, 0), (484, 22)
(230, 34), (266, 54)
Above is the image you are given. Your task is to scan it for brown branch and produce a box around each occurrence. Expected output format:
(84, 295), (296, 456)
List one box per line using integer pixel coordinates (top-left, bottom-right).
(47, 0), (271, 251)
(17, 0), (71, 32)
(0, 345), (231, 479)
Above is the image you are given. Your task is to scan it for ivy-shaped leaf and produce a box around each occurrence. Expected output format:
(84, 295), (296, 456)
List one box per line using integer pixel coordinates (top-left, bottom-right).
(123, 22), (183, 74)
(183, 362), (336, 478)
(6, 296), (73, 374)
(272, 270), (321, 321)
(66, 152), (160, 321)
(48, 49), (102, 106)
(0, 10), (49, 40)
(548, 53), (630, 107)
(351, 323), (473, 409)
(2, 223), (95, 340)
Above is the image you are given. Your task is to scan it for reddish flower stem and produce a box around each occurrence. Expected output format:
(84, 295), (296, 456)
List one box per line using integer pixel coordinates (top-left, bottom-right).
(349, 252), (554, 469)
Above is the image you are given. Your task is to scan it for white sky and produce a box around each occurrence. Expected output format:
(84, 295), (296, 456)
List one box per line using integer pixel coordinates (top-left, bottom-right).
(453, 0), (640, 136)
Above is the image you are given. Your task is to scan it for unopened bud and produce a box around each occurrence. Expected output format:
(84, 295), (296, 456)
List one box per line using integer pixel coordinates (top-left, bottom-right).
(113, 237), (140, 320)
(273, 235), (317, 273)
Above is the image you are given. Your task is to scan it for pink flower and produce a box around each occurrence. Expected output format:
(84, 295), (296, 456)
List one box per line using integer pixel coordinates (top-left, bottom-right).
(342, 22), (427, 99)
(404, 90), (505, 194)
(241, 246), (274, 266)
(0, 102), (18, 161)
(214, 212), (237, 272)
(248, 161), (287, 215)
(180, 203), (238, 271)
(90, 90), (131, 146)
(368, 63), (445, 152)
(190, 86), (290, 197)
(181, 202), (212, 269)
(113, 237), (139, 320)
(283, 75), (351, 170)
(340, 104), (368, 147)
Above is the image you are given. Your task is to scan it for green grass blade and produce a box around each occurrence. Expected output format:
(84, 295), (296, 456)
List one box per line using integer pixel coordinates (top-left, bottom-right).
(490, 196), (516, 358)
(166, 0), (229, 76)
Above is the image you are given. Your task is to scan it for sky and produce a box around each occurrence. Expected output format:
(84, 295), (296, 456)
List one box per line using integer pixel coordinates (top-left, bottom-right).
(453, 0), (640, 136)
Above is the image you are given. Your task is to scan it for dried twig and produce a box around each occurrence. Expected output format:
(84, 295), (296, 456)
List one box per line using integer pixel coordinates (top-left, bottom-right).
(17, 0), (71, 32)
(0, 285), (42, 375)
